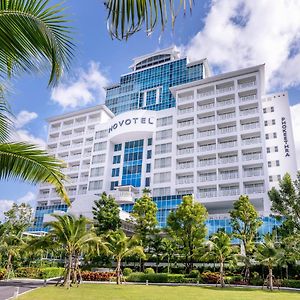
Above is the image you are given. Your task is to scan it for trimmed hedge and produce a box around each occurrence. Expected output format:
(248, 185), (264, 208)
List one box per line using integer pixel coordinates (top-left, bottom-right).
(123, 268), (133, 276)
(127, 273), (185, 283)
(282, 279), (300, 288)
(15, 267), (64, 279)
(144, 268), (155, 274)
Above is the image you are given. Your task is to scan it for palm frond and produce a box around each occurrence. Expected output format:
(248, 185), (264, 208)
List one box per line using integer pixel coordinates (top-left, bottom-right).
(0, 87), (13, 143)
(105, 0), (193, 40)
(0, 0), (74, 86)
(0, 142), (70, 205)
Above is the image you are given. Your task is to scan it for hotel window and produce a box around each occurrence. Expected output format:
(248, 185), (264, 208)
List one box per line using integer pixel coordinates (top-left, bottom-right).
(273, 132), (277, 138)
(156, 129), (172, 140)
(90, 167), (104, 177)
(154, 157), (171, 168)
(147, 150), (152, 159)
(154, 172), (171, 183)
(113, 155), (121, 164)
(95, 130), (108, 139)
(146, 163), (151, 173)
(145, 177), (150, 187)
(110, 181), (118, 190)
(157, 116), (173, 127)
(111, 168), (120, 177)
(155, 143), (172, 154)
(114, 144), (122, 151)
(92, 154), (105, 164)
(89, 180), (103, 191)
(94, 142), (107, 151)
(148, 138), (153, 146)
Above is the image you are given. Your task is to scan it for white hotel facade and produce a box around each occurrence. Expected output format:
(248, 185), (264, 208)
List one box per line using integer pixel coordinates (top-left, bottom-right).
(31, 48), (297, 235)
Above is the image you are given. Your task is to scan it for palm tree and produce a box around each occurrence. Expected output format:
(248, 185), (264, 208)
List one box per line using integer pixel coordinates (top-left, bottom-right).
(255, 232), (284, 291)
(105, 0), (194, 39)
(106, 230), (145, 284)
(0, 0), (74, 205)
(202, 230), (236, 288)
(29, 214), (106, 288)
(161, 237), (175, 273)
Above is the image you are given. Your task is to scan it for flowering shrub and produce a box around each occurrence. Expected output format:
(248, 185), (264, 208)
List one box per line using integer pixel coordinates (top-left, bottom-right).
(81, 271), (116, 281)
(201, 271), (220, 284)
(0, 268), (6, 280)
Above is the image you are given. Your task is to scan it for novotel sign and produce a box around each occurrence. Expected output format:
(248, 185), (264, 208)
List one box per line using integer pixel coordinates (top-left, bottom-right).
(108, 117), (155, 133)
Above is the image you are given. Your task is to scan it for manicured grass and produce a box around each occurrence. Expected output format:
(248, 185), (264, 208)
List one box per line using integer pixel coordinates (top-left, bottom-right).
(18, 284), (300, 300)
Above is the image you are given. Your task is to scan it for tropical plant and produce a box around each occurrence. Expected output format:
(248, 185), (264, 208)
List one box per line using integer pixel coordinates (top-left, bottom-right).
(0, 203), (33, 278)
(161, 237), (175, 273)
(269, 172), (300, 234)
(92, 192), (121, 235)
(0, 0), (74, 205)
(202, 230), (236, 288)
(255, 232), (284, 291)
(106, 230), (145, 284)
(230, 195), (262, 282)
(104, 0), (194, 39)
(167, 195), (207, 273)
(28, 214), (107, 288)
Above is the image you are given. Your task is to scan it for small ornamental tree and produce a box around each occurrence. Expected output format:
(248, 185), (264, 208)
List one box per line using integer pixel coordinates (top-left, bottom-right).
(92, 192), (121, 235)
(230, 195), (262, 282)
(167, 195), (207, 273)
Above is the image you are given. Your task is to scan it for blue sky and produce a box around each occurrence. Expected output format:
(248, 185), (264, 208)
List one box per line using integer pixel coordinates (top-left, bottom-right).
(1, 0), (300, 214)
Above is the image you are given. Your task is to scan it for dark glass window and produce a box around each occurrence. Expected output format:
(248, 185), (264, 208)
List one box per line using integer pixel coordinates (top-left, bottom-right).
(114, 144), (122, 151)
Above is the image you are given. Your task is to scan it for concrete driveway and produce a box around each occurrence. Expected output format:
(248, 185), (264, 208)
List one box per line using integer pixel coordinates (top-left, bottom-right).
(0, 280), (43, 300)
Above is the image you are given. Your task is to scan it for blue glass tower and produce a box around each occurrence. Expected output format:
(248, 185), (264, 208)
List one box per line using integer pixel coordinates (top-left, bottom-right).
(105, 48), (205, 115)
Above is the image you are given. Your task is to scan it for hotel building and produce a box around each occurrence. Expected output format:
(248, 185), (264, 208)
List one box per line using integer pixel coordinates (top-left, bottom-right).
(31, 47), (297, 236)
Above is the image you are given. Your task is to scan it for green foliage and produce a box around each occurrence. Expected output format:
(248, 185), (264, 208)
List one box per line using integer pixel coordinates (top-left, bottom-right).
(269, 172), (300, 234)
(81, 271), (116, 281)
(0, 267), (6, 280)
(105, 0), (193, 40)
(15, 267), (64, 279)
(144, 267), (155, 274)
(282, 279), (300, 288)
(92, 192), (121, 235)
(127, 272), (185, 283)
(230, 195), (262, 255)
(186, 269), (200, 278)
(0, 0), (74, 86)
(132, 193), (158, 251)
(123, 267), (132, 276)
(167, 195), (207, 272)
(200, 271), (220, 284)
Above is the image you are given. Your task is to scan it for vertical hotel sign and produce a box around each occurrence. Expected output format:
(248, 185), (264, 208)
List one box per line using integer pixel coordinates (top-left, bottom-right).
(281, 117), (290, 157)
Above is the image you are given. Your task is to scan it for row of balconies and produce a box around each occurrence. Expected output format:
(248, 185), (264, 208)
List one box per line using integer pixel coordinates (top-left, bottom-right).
(49, 118), (102, 132)
(48, 129), (95, 142)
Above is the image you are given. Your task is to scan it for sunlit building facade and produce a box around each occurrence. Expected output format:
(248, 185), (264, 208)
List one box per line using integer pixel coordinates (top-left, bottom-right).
(30, 48), (297, 235)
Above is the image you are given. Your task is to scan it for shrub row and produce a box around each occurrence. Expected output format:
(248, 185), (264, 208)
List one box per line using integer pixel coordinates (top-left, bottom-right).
(282, 279), (300, 288)
(81, 271), (116, 281)
(15, 267), (64, 279)
(127, 273), (185, 283)
(0, 268), (6, 280)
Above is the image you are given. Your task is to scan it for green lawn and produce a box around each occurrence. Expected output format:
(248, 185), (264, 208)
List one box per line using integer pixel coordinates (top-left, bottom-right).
(18, 284), (300, 300)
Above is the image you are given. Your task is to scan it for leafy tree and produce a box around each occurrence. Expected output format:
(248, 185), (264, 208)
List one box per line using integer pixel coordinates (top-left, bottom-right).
(131, 192), (158, 270)
(105, 0), (194, 39)
(92, 192), (121, 235)
(255, 232), (284, 291)
(148, 234), (164, 273)
(268, 172), (300, 234)
(29, 214), (106, 288)
(106, 230), (145, 284)
(230, 195), (262, 282)
(161, 237), (175, 273)
(167, 195), (207, 273)
(0, 203), (32, 278)
(132, 192), (158, 246)
(202, 230), (236, 288)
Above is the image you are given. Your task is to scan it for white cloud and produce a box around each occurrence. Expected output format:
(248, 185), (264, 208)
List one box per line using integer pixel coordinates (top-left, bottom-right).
(290, 103), (300, 168)
(15, 110), (38, 129)
(15, 129), (46, 149)
(0, 191), (36, 222)
(186, 0), (300, 91)
(51, 61), (110, 109)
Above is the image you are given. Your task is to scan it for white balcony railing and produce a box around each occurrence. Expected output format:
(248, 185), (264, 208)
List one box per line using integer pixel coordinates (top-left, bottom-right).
(197, 116), (215, 124)
(242, 153), (262, 161)
(218, 156), (238, 164)
(217, 112), (236, 121)
(177, 163), (194, 170)
(178, 120), (194, 128)
(218, 126), (236, 135)
(216, 86), (235, 94)
(178, 107), (194, 115)
(178, 95), (194, 103)
(197, 102), (215, 111)
(198, 175), (217, 182)
(198, 144), (216, 152)
(241, 122), (260, 130)
(177, 178), (194, 184)
(238, 81), (256, 89)
(198, 130), (215, 138)
(217, 99), (235, 107)
(178, 134), (194, 142)
(241, 138), (261, 146)
(197, 90), (214, 98)
(218, 141), (237, 149)
(177, 148), (194, 155)
(243, 169), (264, 177)
(219, 189), (240, 196)
(240, 94), (257, 102)
(219, 173), (239, 180)
(240, 108), (259, 116)
(244, 187), (265, 194)
(198, 191), (217, 198)
(198, 159), (216, 167)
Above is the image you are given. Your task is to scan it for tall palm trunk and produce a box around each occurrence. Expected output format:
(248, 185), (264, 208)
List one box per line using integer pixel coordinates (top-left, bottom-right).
(167, 256), (170, 274)
(116, 257), (121, 285)
(220, 260), (225, 288)
(269, 267), (273, 291)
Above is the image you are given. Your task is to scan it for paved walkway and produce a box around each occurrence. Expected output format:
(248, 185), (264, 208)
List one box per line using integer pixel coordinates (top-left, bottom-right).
(0, 280), (44, 300)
